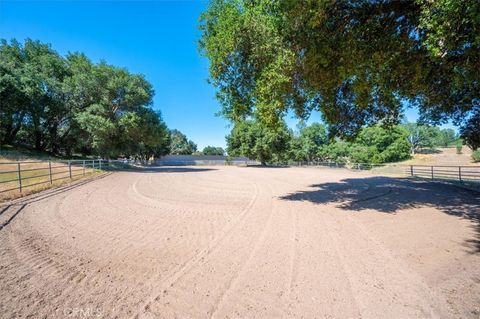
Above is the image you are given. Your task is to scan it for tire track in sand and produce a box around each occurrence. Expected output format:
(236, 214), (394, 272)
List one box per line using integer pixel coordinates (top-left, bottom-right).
(129, 175), (261, 319)
(207, 180), (276, 318)
(307, 188), (451, 318)
(205, 172), (306, 319)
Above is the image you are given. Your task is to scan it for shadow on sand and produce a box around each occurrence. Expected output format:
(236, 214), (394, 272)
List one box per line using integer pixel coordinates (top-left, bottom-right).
(280, 176), (480, 254)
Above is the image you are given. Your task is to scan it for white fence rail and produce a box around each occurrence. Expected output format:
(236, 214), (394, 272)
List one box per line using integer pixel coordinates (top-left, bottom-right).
(409, 165), (480, 182)
(0, 159), (133, 196)
(290, 161), (480, 183)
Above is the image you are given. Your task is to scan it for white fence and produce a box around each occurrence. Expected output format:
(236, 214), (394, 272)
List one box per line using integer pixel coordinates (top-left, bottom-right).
(290, 161), (480, 183)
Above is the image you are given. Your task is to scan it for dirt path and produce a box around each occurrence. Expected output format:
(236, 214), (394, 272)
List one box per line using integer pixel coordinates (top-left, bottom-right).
(0, 166), (479, 318)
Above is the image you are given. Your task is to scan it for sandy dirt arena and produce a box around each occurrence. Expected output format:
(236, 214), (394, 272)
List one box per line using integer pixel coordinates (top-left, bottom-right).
(0, 166), (479, 319)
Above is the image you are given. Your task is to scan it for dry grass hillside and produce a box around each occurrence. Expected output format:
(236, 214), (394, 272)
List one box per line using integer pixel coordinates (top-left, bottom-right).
(401, 147), (477, 166)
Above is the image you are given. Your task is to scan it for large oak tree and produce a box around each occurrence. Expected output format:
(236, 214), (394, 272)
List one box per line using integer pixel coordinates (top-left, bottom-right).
(200, 0), (479, 144)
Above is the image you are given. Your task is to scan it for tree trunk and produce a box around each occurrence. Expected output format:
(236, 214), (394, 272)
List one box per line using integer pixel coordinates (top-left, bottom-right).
(49, 123), (59, 154)
(34, 130), (43, 151)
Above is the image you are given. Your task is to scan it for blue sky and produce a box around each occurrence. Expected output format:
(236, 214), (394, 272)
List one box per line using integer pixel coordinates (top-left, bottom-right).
(0, 1), (452, 149)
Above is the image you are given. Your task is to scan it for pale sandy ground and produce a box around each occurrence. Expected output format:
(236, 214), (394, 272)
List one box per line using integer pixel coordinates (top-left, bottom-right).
(0, 166), (479, 319)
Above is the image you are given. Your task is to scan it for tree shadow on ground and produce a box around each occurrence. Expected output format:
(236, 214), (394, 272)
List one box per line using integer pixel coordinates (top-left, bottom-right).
(280, 176), (480, 253)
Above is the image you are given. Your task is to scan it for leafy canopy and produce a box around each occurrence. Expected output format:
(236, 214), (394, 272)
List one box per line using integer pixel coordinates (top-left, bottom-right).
(202, 146), (225, 156)
(0, 39), (170, 159)
(200, 0), (480, 142)
(169, 129), (198, 155)
(290, 123), (328, 162)
(226, 119), (291, 165)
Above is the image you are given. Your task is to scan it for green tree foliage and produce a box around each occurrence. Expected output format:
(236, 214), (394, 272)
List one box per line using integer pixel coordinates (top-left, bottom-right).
(472, 150), (480, 162)
(403, 123), (440, 154)
(224, 120), (469, 165)
(320, 141), (351, 164)
(290, 123), (328, 162)
(200, 0), (479, 138)
(436, 128), (457, 148)
(118, 108), (170, 160)
(459, 111), (480, 150)
(0, 39), (68, 152)
(456, 140), (463, 154)
(169, 129), (197, 155)
(417, 0), (480, 127)
(0, 40), (30, 146)
(202, 146), (225, 156)
(316, 125), (411, 164)
(226, 119), (291, 165)
(353, 126), (410, 163)
(0, 39), (170, 159)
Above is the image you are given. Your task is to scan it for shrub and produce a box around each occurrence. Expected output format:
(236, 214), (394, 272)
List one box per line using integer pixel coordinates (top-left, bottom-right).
(456, 141), (463, 154)
(349, 145), (377, 164)
(321, 141), (350, 163)
(378, 139), (411, 163)
(472, 150), (480, 162)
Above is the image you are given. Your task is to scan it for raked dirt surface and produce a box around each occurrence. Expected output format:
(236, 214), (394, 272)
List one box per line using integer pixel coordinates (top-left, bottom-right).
(0, 166), (479, 319)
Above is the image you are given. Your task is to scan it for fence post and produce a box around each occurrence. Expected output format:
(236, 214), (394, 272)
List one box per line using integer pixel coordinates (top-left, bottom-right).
(410, 165), (413, 176)
(99, 159), (102, 170)
(431, 166), (434, 180)
(92, 160), (95, 171)
(48, 160), (52, 184)
(83, 160), (86, 175)
(459, 166), (462, 182)
(17, 162), (22, 193)
(68, 160), (72, 179)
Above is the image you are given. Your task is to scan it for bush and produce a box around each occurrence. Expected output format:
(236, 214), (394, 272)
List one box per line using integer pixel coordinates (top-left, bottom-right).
(349, 145), (377, 164)
(456, 144), (462, 154)
(472, 150), (480, 162)
(321, 141), (350, 163)
(377, 139), (411, 163)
